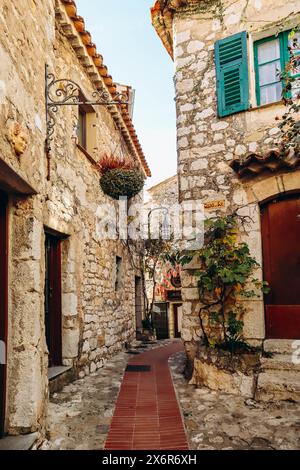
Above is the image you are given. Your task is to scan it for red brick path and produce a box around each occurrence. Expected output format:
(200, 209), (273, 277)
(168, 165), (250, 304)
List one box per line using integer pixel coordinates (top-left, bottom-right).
(104, 341), (189, 450)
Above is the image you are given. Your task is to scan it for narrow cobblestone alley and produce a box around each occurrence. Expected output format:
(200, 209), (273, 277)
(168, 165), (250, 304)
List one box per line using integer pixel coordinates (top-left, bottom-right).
(43, 340), (300, 451)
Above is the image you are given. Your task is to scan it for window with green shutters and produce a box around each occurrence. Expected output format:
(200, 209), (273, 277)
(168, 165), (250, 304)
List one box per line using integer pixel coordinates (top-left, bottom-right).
(215, 31), (250, 117)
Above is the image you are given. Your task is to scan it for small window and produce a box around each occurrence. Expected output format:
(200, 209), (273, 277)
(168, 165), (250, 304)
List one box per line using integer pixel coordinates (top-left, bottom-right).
(115, 256), (122, 291)
(254, 37), (282, 105)
(77, 106), (87, 149)
(76, 92), (96, 154)
(254, 30), (300, 106)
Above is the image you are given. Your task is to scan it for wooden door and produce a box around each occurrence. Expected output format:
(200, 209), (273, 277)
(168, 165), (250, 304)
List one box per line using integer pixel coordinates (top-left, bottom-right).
(45, 233), (62, 367)
(174, 304), (183, 338)
(0, 191), (8, 437)
(153, 303), (169, 339)
(261, 195), (300, 339)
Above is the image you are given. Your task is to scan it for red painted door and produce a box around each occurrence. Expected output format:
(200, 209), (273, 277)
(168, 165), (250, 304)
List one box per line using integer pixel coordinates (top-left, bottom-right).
(0, 191), (8, 437)
(261, 195), (300, 339)
(45, 233), (62, 367)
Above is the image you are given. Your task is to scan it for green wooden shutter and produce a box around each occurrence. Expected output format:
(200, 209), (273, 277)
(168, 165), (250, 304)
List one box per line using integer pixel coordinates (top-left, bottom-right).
(215, 31), (249, 117)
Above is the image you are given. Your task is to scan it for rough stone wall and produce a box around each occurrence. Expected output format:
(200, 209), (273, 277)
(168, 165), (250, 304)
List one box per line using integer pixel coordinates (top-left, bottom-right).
(50, 29), (140, 375)
(0, 0), (55, 436)
(172, 0), (300, 362)
(146, 175), (179, 207)
(0, 0), (143, 436)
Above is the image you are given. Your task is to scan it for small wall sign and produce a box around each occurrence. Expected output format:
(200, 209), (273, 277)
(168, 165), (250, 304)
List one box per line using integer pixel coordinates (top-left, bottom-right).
(204, 199), (225, 211)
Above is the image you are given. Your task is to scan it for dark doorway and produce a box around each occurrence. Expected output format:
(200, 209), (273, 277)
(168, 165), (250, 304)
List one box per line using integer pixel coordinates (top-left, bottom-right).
(153, 302), (169, 340)
(173, 304), (183, 338)
(261, 194), (300, 339)
(135, 277), (143, 335)
(0, 191), (8, 438)
(45, 233), (62, 367)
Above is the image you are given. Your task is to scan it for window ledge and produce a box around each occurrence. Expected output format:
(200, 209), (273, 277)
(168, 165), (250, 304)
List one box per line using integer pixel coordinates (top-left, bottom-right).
(247, 100), (285, 112)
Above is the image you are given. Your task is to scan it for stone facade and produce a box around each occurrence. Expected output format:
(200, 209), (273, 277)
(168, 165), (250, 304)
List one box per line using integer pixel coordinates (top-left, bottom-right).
(0, 0), (148, 439)
(152, 0), (300, 398)
(146, 175), (179, 207)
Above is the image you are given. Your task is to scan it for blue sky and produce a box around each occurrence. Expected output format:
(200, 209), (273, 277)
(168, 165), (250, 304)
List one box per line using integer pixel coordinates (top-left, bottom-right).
(76, 0), (177, 188)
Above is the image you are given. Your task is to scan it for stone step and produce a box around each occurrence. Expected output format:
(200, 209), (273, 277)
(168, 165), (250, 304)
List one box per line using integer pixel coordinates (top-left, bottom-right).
(255, 370), (300, 402)
(0, 433), (38, 450)
(261, 354), (300, 372)
(263, 339), (298, 355)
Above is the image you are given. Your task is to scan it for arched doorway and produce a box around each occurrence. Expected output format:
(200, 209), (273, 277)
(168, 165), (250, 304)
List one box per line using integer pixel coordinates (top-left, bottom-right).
(261, 194), (300, 339)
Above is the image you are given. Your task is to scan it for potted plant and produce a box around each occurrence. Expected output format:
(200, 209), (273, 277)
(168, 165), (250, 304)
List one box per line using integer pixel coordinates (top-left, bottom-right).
(97, 154), (145, 200)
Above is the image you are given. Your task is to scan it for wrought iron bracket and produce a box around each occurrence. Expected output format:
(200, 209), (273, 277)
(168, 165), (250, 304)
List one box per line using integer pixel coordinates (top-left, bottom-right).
(45, 64), (129, 152)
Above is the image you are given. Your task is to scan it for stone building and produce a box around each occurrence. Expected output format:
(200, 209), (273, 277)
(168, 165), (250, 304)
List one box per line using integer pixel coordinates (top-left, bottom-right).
(152, 0), (300, 400)
(145, 176), (183, 339)
(0, 0), (150, 445)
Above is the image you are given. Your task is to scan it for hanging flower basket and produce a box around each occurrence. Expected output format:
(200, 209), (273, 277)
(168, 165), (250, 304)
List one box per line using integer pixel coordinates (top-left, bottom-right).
(98, 154), (144, 200)
(100, 168), (144, 200)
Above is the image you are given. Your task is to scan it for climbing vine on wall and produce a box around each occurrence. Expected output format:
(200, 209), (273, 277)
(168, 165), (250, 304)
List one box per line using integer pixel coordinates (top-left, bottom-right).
(179, 213), (269, 352)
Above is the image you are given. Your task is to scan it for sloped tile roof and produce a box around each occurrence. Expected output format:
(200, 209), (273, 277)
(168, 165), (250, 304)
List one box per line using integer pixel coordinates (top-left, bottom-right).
(151, 1), (174, 59)
(151, 0), (199, 59)
(230, 149), (300, 179)
(61, 0), (151, 176)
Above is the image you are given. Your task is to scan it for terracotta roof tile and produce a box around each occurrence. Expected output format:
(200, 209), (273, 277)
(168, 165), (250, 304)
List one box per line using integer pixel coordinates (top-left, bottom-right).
(61, 0), (151, 176)
(230, 149), (300, 179)
(151, 1), (174, 59)
(151, 0), (198, 59)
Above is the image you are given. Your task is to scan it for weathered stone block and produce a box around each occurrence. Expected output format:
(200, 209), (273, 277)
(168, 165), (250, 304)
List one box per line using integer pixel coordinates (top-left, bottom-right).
(97, 332), (106, 347)
(62, 293), (78, 316)
(243, 300), (265, 340)
(255, 371), (300, 402)
(187, 40), (204, 53)
(192, 357), (256, 398)
(62, 329), (79, 358)
(282, 170), (300, 192)
(182, 287), (199, 301)
(252, 176), (282, 202)
(177, 79), (194, 94)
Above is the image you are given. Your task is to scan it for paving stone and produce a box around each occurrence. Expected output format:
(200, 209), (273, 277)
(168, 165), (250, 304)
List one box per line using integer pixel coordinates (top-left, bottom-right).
(43, 340), (173, 450)
(169, 351), (300, 450)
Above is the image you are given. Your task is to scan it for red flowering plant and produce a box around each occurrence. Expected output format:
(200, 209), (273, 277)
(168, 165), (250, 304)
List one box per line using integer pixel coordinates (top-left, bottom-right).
(97, 154), (135, 174)
(97, 154), (145, 200)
